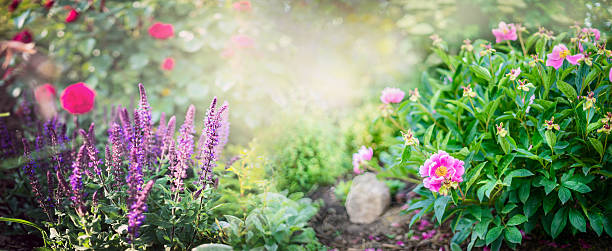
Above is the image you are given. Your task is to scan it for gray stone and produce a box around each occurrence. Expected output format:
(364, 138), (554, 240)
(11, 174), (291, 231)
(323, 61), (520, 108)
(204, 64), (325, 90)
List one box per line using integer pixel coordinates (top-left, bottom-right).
(192, 243), (233, 251)
(345, 172), (390, 224)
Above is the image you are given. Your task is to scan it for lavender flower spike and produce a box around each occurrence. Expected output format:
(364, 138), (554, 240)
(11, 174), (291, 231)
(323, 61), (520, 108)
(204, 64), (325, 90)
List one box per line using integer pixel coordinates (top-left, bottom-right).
(170, 105), (195, 192)
(22, 139), (49, 216)
(138, 83), (152, 159)
(128, 179), (155, 241)
(70, 145), (87, 215)
(198, 98), (228, 188)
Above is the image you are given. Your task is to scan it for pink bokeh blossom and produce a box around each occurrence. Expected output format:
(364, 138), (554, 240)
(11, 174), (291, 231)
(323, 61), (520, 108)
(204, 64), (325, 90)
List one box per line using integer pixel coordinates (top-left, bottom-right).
(380, 87), (405, 104)
(492, 22), (517, 43)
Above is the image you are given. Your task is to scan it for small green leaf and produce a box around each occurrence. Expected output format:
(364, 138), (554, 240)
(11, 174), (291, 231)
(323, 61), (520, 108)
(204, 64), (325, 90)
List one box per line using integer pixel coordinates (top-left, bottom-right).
(551, 208), (567, 239)
(486, 226), (504, 245)
(569, 208), (586, 232)
(434, 196), (451, 224)
(588, 138), (604, 158)
(563, 181), (591, 193)
(545, 130), (556, 150)
(505, 226), (522, 244)
(507, 214), (527, 226)
(474, 219), (490, 239)
(502, 169), (534, 186)
(470, 65), (492, 81)
(556, 81), (577, 101)
(588, 212), (604, 236)
(558, 187), (571, 204)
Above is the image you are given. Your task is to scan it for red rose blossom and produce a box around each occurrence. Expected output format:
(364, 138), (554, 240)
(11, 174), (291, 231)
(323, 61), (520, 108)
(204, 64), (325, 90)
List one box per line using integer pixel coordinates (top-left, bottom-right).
(60, 82), (96, 115)
(35, 83), (57, 102)
(161, 57), (175, 71)
(232, 1), (251, 12)
(65, 9), (79, 23)
(148, 22), (174, 40)
(43, 0), (54, 9)
(12, 30), (33, 43)
(8, 0), (21, 12)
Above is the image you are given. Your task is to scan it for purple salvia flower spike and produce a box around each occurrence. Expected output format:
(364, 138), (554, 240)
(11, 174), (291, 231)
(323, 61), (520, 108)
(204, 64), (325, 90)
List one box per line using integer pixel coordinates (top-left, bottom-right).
(70, 145), (87, 216)
(22, 138), (50, 218)
(128, 179), (155, 241)
(171, 105), (195, 192)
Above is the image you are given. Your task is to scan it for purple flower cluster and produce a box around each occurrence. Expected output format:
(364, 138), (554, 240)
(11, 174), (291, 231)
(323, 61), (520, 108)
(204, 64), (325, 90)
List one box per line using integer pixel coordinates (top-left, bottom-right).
(169, 105), (196, 192)
(69, 145), (87, 215)
(22, 138), (49, 216)
(197, 97), (228, 189)
(127, 179), (155, 240)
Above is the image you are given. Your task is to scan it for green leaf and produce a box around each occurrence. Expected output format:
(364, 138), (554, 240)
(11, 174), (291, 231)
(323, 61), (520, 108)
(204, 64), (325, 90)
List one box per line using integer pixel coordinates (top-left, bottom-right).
(507, 214), (528, 226)
(434, 196), (451, 224)
(563, 181), (591, 193)
(588, 212), (604, 236)
(474, 219), (490, 239)
(518, 180), (530, 204)
(543, 194), (557, 215)
(557, 187), (571, 204)
(569, 208), (586, 232)
(466, 162), (487, 192)
(556, 81), (577, 101)
(502, 204), (517, 214)
(505, 226), (522, 244)
(545, 130), (556, 150)
(502, 169), (533, 186)
(78, 38), (96, 55)
(551, 208), (567, 239)
(485, 226), (503, 245)
(424, 124), (435, 147)
(450, 242), (462, 251)
(470, 65), (492, 81)
(588, 138), (604, 158)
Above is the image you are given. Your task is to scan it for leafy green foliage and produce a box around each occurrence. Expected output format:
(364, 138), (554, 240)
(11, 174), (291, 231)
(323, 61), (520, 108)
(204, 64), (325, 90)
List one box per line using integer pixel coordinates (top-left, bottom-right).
(221, 192), (324, 251)
(369, 23), (612, 250)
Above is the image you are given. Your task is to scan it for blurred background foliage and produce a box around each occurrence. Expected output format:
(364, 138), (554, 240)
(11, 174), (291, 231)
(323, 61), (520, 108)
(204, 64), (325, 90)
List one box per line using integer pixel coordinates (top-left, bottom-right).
(1, 0), (609, 147)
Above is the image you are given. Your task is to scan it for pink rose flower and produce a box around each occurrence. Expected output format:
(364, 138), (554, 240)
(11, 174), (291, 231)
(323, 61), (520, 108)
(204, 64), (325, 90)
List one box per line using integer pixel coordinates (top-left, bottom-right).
(233, 1), (251, 11)
(161, 57), (175, 71)
(419, 150), (465, 195)
(352, 146), (373, 174)
(380, 87), (405, 104)
(12, 29), (32, 43)
(492, 22), (517, 43)
(60, 82), (96, 115)
(546, 44), (583, 70)
(148, 22), (174, 40)
(231, 35), (254, 48)
(65, 9), (79, 23)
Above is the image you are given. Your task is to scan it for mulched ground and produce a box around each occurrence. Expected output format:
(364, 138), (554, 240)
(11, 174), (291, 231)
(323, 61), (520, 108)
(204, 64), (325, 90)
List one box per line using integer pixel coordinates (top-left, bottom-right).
(308, 184), (612, 251)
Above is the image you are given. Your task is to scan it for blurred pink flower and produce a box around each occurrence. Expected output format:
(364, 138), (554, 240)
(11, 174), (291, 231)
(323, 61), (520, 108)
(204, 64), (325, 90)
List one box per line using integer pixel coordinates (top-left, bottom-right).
(380, 87), (405, 104)
(483, 247), (490, 251)
(148, 22), (174, 40)
(492, 22), (517, 43)
(65, 9), (79, 23)
(352, 146), (373, 174)
(396, 241), (405, 246)
(582, 27), (601, 41)
(419, 150), (465, 195)
(546, 44), (583, 70)
(233, 1), (251, 11)
(231, 35), (254, 49)
(417, 218), (432, 231)
(12, 29), (33, 43)
(421, 229), (436, 240)
(161, 57), (175, 71)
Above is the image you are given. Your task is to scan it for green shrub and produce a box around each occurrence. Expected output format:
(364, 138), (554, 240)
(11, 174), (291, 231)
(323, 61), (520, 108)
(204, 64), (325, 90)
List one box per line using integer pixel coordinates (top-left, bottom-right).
(368, 23), (611, 250)
(264, 115), (348, 193)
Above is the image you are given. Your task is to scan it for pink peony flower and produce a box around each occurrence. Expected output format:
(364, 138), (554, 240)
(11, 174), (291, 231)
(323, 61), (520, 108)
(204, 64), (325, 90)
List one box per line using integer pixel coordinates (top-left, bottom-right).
(65, 9), (79, 23)
(380, 87), (405, 104)
(12, 29), (32, 43)
(161, 57), (175, 71)
(419, 150), (465, 195)
(233, 1), (251, 11)
(148, 22), (174, 40)
(492, 22), (517, 43)
(231, 35), (254, 49)
(60, 82), (96, 115)
(352, 146), (373, 174)
(582, 27), (601, 41)
(546, 44), (583, 70)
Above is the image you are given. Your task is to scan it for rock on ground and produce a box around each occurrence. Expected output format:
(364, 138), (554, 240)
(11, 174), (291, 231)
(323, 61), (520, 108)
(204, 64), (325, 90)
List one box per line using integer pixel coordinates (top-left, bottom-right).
(345, 172), (390, 224)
